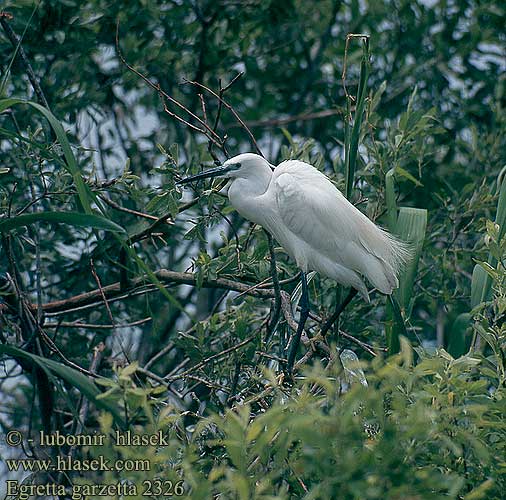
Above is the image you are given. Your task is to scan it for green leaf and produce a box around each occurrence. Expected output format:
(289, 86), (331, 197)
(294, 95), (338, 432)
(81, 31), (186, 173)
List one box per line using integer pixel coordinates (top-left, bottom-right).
(0, 98), (94, 214)
(394, 166), (423, 187)
(369, 80), (387, 114)
(280, 127), (294, 145)
(345, 37), (369, 200)
(119, 361), (139, 378)
(447, 313), (472, 358)
(0, 211), (125, 233)
(394, 207), (427, 313)
(472, 174), (506, 307)
(471, 264), (489, 308)
(0, 345), (125, 428)
(385, 168), (398, 231)
(290, 271), (316, 311)
(386, 207), (427, 354)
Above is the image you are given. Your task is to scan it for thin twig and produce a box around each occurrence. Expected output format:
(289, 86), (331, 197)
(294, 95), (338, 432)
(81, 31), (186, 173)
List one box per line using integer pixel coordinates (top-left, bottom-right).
(43, 317), (152, 329)
(183, 77), (263, 156)
(115, 20), (223, 148)
(99, 195), (169, 222)
(166, 334), (257, 382)
(198, 93), (208, 124)
(2, 269), (276, 316)
(90, 259), (115, 327)
(75, 342), (105, 433)
(143, 341), (175, 371)
(265, 232), (282, 340)
(0, 12), (50, 109)
(239, 109), (341, 128)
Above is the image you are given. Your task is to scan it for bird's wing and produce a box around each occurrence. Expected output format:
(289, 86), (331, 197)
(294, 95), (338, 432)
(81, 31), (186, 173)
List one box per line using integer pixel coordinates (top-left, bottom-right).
(273, 161), (355, 256)
(273, 160), (405, 294)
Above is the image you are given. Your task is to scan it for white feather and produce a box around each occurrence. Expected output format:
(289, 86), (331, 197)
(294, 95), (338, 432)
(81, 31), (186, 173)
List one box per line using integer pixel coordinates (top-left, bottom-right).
(224, 154), (411, 300)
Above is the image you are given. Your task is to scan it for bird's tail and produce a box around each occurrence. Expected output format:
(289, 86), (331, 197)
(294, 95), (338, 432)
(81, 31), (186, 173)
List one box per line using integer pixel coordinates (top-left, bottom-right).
(383, 229), (413, 274)
(354, 226), (413, 295)
(375, 229), (413, 294)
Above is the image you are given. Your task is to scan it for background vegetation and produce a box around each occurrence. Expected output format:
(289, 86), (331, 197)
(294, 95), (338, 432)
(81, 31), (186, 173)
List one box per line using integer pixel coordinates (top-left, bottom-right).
(0, 0), (505, 498)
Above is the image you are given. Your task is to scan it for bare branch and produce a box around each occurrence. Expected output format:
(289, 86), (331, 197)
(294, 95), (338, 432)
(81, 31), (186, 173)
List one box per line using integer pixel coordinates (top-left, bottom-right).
(165, 333), (257, 382)
(9, 269), (275, 316)
(43, 318), (152, 329)
(238, 109), (341, 129)
(265, 231), (281, 339)
(115, 20), (223, 148)
(100, 195), (170, 222)
(183, 78), (263, 156)
(0, 13), (50, 109)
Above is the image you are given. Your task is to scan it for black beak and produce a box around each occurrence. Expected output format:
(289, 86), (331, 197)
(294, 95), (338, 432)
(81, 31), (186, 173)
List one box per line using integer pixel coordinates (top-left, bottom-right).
(177, 164), (232, 185)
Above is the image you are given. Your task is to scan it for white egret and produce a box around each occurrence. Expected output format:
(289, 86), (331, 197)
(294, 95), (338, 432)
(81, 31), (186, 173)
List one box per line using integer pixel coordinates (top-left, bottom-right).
(179, 153), (410, 372)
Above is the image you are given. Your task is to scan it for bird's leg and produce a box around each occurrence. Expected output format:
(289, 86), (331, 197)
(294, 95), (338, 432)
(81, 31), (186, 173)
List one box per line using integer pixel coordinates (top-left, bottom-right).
(320, 288), (358, 337)
(286, 271), (310, 375)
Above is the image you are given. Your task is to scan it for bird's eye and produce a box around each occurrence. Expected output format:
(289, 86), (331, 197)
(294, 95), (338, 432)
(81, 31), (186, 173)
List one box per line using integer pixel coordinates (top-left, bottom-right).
(230, 162), (241, 170)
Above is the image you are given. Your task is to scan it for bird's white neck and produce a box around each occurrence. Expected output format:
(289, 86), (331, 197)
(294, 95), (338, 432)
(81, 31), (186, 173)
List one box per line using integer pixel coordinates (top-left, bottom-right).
(227, 166), (273, 226)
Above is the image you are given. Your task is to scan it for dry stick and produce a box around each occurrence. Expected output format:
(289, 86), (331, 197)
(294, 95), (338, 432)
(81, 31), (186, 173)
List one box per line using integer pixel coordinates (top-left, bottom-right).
(235, 272), (301, 298)
(43, 318), (152, 329)
(212, 78), (224, 132)
(0, 14), (50, 109)
(90, 259), (115, 326)
(240, 109), (341, 128)
(184, 374), (229, 392)
(184, 78), (263, 157)
(265, 232), (282, 340)
(198, 93), (208, 124)
(165, 356), (190, 379)
(42, 284), (161, 317)
(128, 213), (176, 244)
(75, 342), (106, 434)
(165, 334), (257, 382)
(159, 97), (222, 148)
(18, 269), (275, 315)
(208, 72), (244, 158)
(126, 196), (203, 245)
(255, 351), (287, 365)
(99, 195), (167, 222)
(342, 33), (370, 102)
(135, 367), (185, 404)
(211, 72), (243, 133)
(233, 275), (276, 299)
(115, 21), (223, 148)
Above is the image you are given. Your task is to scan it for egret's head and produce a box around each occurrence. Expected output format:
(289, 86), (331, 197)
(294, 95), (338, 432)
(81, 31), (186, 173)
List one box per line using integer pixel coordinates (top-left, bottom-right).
(222, 153), (273, 179)
(178, 153), (273, 185)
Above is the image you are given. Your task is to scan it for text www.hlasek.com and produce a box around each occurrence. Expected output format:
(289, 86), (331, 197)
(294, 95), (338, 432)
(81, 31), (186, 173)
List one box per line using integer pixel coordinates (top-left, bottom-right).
(5, 455), (150, 472)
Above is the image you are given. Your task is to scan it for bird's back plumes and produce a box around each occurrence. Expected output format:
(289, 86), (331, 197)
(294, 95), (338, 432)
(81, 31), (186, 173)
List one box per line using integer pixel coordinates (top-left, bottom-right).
(356, 225), (412, 294)
(272, 159), (412, 296)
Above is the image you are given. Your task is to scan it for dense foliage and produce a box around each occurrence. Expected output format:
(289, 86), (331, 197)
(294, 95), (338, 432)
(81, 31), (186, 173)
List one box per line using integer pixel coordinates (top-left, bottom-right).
(1, 0), (505, 498)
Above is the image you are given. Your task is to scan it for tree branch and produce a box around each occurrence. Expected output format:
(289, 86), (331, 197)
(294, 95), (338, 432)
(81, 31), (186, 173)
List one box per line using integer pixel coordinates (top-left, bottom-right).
(13, 269), (275, 315)
(0, 13), (50, 109)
